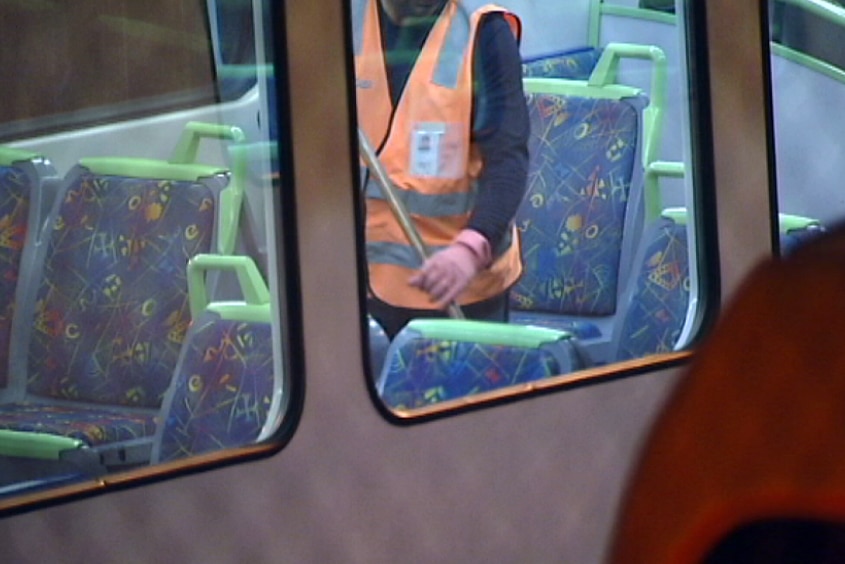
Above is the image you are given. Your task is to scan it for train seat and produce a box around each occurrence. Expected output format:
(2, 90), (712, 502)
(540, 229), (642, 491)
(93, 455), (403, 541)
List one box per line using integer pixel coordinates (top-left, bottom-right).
(522, 46), (604, 80)
(511, 43), (667, 361)
(613, 205), (827, 362)
(0, 148), (59, 396)
(153, 254), (275, 462)
(614, 207), (690, 361)
(376, 319), (587, 411)
(0, 122), (246, 472)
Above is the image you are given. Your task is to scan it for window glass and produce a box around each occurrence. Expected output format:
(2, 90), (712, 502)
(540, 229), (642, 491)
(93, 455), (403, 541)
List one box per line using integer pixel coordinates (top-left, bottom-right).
(352, 0), (706, 417)
(639, 0), (676, 14)
(768, 0), (844, 254)
(0, 3), (217, 141)
(0, 0), (290, 502)
(210, 0), (262, 101)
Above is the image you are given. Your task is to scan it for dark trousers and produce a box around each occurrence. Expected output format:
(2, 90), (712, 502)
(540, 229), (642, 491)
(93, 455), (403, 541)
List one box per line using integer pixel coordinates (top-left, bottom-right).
(367, 293), (509, 340)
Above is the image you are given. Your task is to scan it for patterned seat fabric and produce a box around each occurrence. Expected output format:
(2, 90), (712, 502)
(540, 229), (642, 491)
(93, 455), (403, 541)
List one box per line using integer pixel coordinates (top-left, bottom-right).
(523, 47), (603, 80)
(0, 163), (224, 449)
(0, 403), (156, 446)
(511, 92), (640, 321)
(377, 320), (586, 410)
(0, 149), (55, 390)
(156, 314), (274, 462)
(616, 213), (828, 361)
(616, 216), (690, 360)
(0, 162), (33, 389)
(26, 169), (216, 409)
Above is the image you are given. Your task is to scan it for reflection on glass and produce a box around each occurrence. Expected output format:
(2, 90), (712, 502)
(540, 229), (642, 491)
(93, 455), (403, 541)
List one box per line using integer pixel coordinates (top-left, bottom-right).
(354, 0), (700, 414)
(639, 0), (676, 13)
(768, 0), (844, 257)
(0, 0), (286, 499)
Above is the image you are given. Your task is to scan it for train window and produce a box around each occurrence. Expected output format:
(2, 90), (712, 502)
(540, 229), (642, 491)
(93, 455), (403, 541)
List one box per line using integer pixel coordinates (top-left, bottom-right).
(0, 1), (298, 507)
(767, 0), (843, 254)
(639, 0), (676, 14)
(210, 0), (260, 101)
(352, 1), (709, 418)
(0, 3), (217, 141)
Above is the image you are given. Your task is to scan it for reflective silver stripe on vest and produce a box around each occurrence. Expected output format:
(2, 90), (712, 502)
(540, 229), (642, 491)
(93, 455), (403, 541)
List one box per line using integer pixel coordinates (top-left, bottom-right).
(364, 175), (475, 217)
(367, 240), (447, 268)
(433, 4), (472, 88)
(367, 228), (513, 268)
(351, 0), (367, 56)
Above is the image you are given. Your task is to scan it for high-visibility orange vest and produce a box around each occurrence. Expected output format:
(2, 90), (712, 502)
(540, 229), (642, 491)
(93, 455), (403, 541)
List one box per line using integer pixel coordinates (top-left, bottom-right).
(353, 0), (523, 310)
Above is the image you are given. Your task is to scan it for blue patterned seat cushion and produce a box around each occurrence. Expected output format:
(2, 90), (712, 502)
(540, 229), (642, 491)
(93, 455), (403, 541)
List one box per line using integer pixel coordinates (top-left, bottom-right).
(512, 92), (639, 317)
(0, 165), (31, 388)
(617, 219), (689, 360)
(0, 403), (157, 446)
(27, 171), (215, 408)
(379, 337), (565, 410)
(523, 47), (603, 80)
(158, 318), (274, 461)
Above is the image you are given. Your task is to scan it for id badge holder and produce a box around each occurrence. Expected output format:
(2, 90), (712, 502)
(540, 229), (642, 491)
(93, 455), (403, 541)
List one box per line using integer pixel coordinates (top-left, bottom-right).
(410, 123), (446, 178)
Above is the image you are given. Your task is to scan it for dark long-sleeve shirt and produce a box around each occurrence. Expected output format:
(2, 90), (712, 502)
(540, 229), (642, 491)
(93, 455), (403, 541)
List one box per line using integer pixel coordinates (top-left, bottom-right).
(377, 1), (529, 252)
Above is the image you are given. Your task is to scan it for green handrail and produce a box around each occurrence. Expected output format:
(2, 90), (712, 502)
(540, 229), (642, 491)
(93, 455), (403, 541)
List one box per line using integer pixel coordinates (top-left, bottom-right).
(169, 121), (245, 165)
(0, 430), (85, 460)
(187, 254), (270, 322)
(169, 121), (247, 256)
(588, 0), (678, 47)
(645, 161), (685, 222)
(589, 43), (668, 168)
(0, 146), (40, 167)
(405, 319), (572, 348)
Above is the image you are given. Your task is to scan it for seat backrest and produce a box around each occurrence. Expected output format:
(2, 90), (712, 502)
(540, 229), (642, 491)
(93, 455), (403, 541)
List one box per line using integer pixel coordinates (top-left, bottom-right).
(376, 319), (587, 411)
(522, 46), (604, 80)
(512, 44), (667, 325)
(154, 254), (274, 462)
(0, 148), (57, 389)
(614, 205), (827, 362)
(512, 79), (642, 319)
(8, 122), (245, 410)
(609, 223), (845, 563)
(614, 209), (690, 361)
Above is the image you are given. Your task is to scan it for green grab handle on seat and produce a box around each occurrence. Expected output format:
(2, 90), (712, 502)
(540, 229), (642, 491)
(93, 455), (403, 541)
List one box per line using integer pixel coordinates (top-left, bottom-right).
(0, 146), (40, 167)
(522, 77), (641, 101)
(0, 430), (85, 460)
(187, 254), (270, 322)
(645, 161), (686, 223)
(217, 143), (248, 255)
(169, 121), (246, 165)
(170, 121), (247, 256)
(589, 43), (668, 168)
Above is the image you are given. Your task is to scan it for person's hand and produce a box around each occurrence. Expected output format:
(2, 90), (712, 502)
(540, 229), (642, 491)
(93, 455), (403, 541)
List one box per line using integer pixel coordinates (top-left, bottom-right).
(409, 229), (491, 309)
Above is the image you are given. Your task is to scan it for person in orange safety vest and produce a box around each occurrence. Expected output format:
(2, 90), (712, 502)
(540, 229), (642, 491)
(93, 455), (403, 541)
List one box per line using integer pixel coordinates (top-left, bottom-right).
(353, 0), (528, 338)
